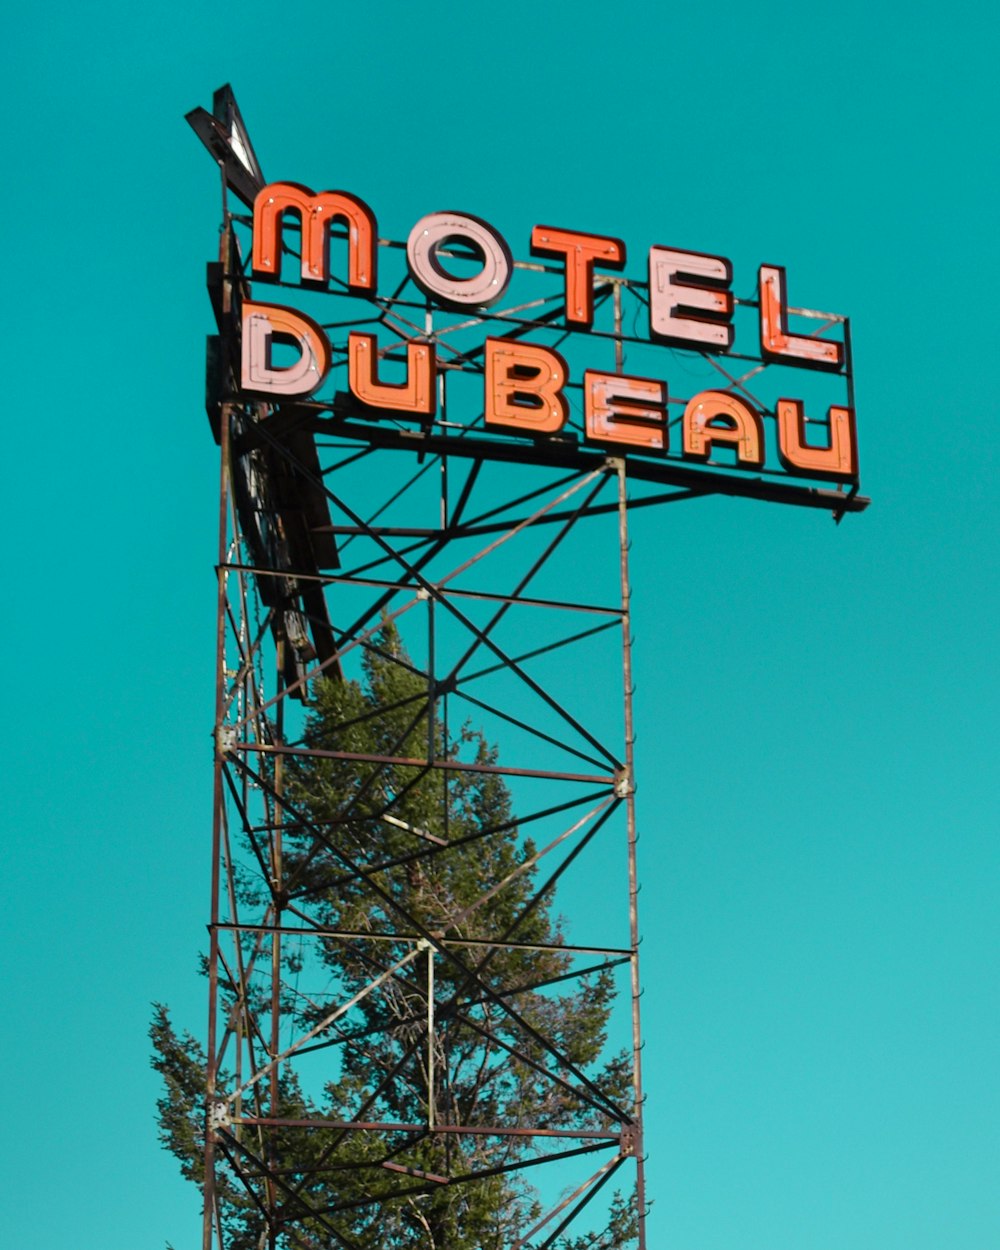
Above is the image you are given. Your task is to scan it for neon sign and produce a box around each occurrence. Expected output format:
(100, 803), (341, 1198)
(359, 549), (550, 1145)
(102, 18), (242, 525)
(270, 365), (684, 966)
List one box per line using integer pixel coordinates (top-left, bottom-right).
(239, 181), (858, 486)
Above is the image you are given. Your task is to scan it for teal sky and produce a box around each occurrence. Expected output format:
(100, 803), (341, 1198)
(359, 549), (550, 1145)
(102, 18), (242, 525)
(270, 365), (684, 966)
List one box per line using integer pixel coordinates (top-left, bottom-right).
(3, 3), (997, 1248)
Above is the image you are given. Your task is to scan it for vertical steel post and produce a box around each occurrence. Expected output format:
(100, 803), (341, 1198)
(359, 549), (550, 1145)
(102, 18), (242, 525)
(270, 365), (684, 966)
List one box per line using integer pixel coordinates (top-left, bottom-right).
(617, 456), (647, 1249)
(267, 633), (286, 1250)
(613, 280), (624, 374)
(426, 941), (435, 1130)
(204, 400), (231, 1250)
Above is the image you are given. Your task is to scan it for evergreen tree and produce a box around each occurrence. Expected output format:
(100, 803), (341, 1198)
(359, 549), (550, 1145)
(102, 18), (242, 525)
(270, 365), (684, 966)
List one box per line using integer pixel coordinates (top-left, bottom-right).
(153, 624), (636, 1250)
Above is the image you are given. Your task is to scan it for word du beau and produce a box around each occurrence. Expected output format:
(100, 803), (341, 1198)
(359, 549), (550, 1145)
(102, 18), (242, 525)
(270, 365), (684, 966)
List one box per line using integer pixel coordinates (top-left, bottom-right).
(240, 182), (857, 482)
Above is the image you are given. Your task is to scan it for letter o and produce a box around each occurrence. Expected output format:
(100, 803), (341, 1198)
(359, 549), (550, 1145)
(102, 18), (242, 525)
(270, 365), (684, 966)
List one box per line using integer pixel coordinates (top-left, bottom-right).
(407, 212), (512, 309)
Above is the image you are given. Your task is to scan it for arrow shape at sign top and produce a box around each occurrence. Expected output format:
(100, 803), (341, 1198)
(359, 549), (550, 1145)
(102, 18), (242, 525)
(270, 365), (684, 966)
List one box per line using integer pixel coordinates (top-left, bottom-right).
(186, 83), (265, 208)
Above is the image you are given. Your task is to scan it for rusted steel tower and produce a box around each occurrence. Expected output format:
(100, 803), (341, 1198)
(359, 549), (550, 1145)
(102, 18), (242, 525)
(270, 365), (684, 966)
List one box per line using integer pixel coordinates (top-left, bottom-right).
(187, 86), (865, 1250)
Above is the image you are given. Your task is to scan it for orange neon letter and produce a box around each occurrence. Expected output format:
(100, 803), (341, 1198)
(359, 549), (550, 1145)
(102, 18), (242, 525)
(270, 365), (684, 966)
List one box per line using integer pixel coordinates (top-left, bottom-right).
(252, 181), (377, 291)
(241, 301), (331, 398)
(584, 371), (667, 452)
(484, 339), (568, 434)
(758, 265), (843, 370)
(648, 247), (734, 351)
(348, 334), (436, 416)
(683, 390), (764, 466)
(777, 399), (857, 480)
(531, 226), (625, 327)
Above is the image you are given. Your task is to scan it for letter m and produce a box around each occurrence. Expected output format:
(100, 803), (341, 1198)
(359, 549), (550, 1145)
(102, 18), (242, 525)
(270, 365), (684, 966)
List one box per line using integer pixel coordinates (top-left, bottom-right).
(252, 181), (377, 292)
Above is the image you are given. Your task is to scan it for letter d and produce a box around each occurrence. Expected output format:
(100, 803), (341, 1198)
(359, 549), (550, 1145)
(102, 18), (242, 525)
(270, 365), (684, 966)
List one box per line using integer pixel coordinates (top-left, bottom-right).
(241, 301), (331, 398)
